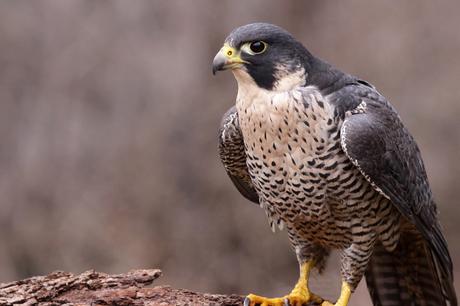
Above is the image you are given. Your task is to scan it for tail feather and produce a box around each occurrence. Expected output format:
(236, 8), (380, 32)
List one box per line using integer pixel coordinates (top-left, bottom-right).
(426, 223), (457, 305)
(365, 231), (456, 306)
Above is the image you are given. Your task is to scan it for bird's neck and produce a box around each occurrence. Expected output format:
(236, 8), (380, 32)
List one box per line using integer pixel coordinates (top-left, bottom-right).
(271, 66), (307, 91)
(304, 56), (355, 95)
(233, 67), (305, 99)
(233, 69), (269, 108)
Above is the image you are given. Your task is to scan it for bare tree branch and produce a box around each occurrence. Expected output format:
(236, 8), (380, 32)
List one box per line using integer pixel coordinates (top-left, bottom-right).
(0, 269), (246, 306)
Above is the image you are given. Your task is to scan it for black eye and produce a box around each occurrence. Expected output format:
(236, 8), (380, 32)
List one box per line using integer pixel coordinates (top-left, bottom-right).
(249, 41), (267, 54)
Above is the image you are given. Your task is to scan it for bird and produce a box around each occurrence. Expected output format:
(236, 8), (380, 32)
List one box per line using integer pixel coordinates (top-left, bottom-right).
(213, 23), (457, 306)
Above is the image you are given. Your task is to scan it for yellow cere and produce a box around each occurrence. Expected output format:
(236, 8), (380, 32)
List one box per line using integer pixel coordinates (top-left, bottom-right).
(221, 44), (237, 58)
(218, 43), (249, 66)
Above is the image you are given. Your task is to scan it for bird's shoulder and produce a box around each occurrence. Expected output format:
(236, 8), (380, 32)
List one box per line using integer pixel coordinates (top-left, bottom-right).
(303, 58), (392, 118)
(324, 78), (392, 119)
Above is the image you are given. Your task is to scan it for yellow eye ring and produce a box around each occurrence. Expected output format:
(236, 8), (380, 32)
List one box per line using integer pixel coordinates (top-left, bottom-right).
(227, 50), (233, 56)
(250, 41), (266, 53)
(242, 41), (268, 55)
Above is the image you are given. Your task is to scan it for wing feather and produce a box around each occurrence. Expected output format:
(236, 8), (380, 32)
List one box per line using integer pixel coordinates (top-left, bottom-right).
(218, 106), (259, 204)
(339, 87), (456, 305)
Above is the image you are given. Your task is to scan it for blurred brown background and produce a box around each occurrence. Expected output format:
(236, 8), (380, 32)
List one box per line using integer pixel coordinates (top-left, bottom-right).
(0, 1), (458, 304)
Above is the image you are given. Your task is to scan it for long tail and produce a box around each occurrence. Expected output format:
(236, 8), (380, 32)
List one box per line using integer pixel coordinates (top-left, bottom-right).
(365, 231), (457, 306)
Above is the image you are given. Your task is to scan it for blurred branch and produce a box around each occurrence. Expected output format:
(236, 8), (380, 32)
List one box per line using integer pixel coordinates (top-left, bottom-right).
(0, 268), (326, 306)
(0, 269), (246, 306)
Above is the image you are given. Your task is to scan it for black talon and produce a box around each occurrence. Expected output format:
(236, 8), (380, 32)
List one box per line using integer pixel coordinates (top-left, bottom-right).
(244, 297), (251, 306)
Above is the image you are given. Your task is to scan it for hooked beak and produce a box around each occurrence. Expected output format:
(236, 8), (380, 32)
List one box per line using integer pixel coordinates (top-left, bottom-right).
(212, 44), (248, 75)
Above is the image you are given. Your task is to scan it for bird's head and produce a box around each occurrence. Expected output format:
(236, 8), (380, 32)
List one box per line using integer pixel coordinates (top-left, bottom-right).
(212, 23), (312, 91)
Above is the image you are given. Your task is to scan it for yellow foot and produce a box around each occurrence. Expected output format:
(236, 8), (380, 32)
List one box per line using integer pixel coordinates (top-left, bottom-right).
(244, 292), (324, 306)
(319, 281), (352, 306)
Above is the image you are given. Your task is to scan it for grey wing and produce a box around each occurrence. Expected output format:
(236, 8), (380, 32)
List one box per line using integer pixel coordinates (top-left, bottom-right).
(340, 91), (456, 304)
(218, 106), (259, 204)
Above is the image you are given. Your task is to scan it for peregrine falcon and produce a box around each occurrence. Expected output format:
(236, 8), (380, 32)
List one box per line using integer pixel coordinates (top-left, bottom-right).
(213, 23), (457, 306)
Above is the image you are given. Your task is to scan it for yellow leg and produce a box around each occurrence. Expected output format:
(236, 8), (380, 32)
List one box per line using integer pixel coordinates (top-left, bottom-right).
(244, 261), (323, 306)
(321, 281), (352, 306)
(289, 261), (323, 304)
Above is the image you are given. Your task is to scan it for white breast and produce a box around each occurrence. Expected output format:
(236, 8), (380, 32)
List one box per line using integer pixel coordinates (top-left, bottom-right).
(238, 78), (331, 165)
(232, 69), (340, 229)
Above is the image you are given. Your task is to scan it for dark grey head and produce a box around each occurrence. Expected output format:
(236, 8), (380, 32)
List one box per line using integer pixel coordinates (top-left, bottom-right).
(212, 23), (314, 91)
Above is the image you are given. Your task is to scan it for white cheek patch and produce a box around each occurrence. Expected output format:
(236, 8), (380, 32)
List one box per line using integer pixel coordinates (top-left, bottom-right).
(273, 65), (306, 92)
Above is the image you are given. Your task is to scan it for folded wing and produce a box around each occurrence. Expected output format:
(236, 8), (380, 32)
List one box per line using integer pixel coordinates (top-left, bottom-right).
(218, 106), (259, 204)
(340, 91), (456, 306)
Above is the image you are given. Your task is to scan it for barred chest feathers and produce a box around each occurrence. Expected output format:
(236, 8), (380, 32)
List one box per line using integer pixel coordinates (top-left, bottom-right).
(234, 74), (352, 229)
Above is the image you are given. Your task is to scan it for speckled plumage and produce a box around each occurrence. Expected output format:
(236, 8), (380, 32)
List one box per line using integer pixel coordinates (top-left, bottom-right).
(222, 82), (400, 287)
(215, 23), (457, 306)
